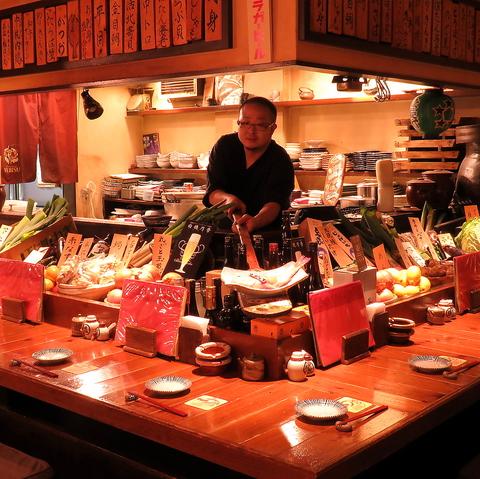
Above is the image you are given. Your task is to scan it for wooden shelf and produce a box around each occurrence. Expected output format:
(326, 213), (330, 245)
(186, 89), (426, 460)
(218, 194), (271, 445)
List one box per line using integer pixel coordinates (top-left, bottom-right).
(126, 94), (416, 117)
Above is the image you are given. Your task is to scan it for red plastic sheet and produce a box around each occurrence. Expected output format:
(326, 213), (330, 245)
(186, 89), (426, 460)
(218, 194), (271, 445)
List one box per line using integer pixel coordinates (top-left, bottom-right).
(308, 281), (374, 367)
(114, 279), (187, 357)
(0, 259), (44, 322)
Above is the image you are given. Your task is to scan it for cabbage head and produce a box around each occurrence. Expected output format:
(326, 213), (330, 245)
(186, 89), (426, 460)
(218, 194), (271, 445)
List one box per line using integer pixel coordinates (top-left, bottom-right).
(455, 217), (480, 253)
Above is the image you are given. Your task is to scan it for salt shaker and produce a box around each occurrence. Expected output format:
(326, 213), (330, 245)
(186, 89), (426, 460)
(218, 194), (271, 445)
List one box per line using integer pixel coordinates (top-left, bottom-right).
(286, 351), (307, 382)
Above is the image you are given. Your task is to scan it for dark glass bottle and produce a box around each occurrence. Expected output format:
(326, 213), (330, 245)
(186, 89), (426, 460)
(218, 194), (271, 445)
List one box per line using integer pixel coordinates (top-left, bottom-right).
(253, 234), (265, 269)
(237, 244), (249, 270)
(213, 277), (223, 315)
(267, 242), (280, 269)
(204, 285), (217, 325)
(307, 242), (324, 293)
(216, 294), (235, 329)
(186, 279), (199, 316)
(280, 210), (292, 263)
(230, 290), (246, 332)
(223, 234), (235, 268)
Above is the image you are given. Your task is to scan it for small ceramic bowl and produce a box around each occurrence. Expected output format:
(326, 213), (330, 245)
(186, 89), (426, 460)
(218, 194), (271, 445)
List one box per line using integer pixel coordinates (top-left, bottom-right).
(195, 342), (231, 361)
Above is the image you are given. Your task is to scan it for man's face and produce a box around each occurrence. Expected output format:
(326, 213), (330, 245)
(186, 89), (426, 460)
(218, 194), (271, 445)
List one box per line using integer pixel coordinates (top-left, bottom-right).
(237, 103), (276, 151)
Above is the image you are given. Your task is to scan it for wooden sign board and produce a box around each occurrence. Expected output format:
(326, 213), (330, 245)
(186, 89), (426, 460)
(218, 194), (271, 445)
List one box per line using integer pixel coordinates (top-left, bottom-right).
(310, 0), (327, 34)
(80, 0), (94, 59)
(408, 217), (439, 261)
(77, 237), (94, 260)
(58, 232), (82, 266)
(368, 0), (381, 42)
(67, 0), (81, 61)
(124, 0), (139, 53)
(327, 0), (342, 34)
(381, 0), (393, 43)
(155, 0), (171, 48)
(247, 0), (272, 64)
(109, 0), (123, 53)
(140, 0), (155, 50)
(45, 6), (57, 63)
(342, 0), (354, 36)
(465, 204), (480, 221)
(109, 233), (129, 260)
(93, 0), (107, 57)
(23, 11), (35, 64)
(350, 235), (367, 272)
(372, 244), (390, 270)
(187, 0), (203, 41)
(12, 13), (24, 69)
(152, 233), (172, 276)
(394, 237), (414, 268)
(172, 0), (188, 46)
(1, 18), (12, 70)
(205, 0), (222, 42)
(56, 5), (68, 58)
(122, 236), (139, 266)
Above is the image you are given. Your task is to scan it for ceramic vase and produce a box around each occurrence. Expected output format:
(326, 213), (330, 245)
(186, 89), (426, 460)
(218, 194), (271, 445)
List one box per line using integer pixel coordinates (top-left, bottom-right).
(410, 89), (455, 138)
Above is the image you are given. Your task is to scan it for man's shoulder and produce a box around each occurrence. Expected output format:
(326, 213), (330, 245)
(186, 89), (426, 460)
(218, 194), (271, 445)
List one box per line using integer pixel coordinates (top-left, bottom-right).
(216, 132), (240, 147)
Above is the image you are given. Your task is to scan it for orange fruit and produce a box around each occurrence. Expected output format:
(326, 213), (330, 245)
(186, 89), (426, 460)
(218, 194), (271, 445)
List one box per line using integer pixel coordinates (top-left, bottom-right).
(44, 278), (54, 291)
(45, 265), (60, 282)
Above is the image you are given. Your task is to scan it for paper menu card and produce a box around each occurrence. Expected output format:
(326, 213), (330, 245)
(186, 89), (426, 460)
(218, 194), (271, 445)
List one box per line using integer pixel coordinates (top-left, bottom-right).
(115, 279), (187, 357)
(308, 281), (374, 367)
(454, 251), (480, 314)
(0, 259), (44, 322)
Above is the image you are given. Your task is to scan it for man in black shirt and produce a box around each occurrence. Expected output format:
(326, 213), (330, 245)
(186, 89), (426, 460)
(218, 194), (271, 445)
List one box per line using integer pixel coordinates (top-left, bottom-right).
(203, 96), (294, 233)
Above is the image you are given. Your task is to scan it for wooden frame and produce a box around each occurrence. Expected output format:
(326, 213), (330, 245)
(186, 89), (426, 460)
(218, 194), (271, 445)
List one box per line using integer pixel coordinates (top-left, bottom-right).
(0, 0), (232, 78)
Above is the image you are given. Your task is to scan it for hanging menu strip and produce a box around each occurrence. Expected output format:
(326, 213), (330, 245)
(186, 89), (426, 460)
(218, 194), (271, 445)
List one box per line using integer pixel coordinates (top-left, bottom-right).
(412, 0), (422, 53)
(93, 0), (107, 57)
(0, 20), (11, 71)
(466, 5), (475, 63)
(80, 0), (94, 59)
(23, 11), (35, 64)
(368, 0), (380, 42)
(67, 0), (81, 61)
(56, 5), (68, 58)
(310, 0), (327, 34)
(172, 0), (188, 46)
(327, 0), (342, 34)
(342, 0), (354, 36)
(421, 0), (432, 53)
(140, 0), (155, 50)
(187, 0), (202, 41)
(205, 0), (222, 42)
(35, 8), (46, 66)
(152, 233), (172, 276)
(380, 0), (392, 43)
(109, 0), (123, 53)
(476, 10), (480, 64)
(45, 7), (57, 63)
(247, 0), (272, 64)
(441, 0), (452, 57)
(12, 13), (23, 69)
(58, 233), (83, 267)
(155, 0), (171, 48)
(124, 0), (138, 53)
(355, 0), (368, 39)
(77, 237), (94, 260)
(431, 0), (441, 56)
(109, 233), (129, 260)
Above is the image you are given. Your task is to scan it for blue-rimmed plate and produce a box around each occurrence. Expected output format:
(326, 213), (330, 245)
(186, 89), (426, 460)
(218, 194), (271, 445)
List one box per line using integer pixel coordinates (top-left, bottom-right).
(409, 355), (451, 374)
(145, 376), (192, 396)
(32, 348), (73, 365)
(296, 399), (347, 422)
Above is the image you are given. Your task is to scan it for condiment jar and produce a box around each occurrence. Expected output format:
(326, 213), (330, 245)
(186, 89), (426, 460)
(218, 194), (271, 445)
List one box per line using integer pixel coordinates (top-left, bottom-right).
(303, 351), (315, 377)
(71, 314), (86, 337)
(286, 351), (307, 382)
(81, 314), (100, 340)
(238, 353), (265, 381)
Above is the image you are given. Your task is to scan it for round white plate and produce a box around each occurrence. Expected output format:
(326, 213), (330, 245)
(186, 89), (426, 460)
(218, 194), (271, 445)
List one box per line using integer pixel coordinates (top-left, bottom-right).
(32, 348), (73, 365)
(145, 376), (192, 396)
(296, 399), (347, 421)
(409, 355), (451, 374)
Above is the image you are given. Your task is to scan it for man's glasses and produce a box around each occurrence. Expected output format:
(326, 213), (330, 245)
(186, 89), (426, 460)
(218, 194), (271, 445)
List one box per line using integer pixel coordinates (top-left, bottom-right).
(237, 120), (275, 132)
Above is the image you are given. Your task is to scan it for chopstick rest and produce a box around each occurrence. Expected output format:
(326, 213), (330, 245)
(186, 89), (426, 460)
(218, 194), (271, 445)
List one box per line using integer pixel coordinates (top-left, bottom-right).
(335, 404), (388, 432)
(125, 391), (187, 417)
(10, 358), (59, 378)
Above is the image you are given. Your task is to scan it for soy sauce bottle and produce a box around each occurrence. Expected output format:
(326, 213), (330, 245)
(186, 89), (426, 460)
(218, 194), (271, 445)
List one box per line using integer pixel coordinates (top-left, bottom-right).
(253, 234), (265, 269)
(237, 244), (249, 270)
(204, 285), (217, 325)
(223, 234), (235, 268)
(307, 242), (324, 293)
(186, 279), (199, 316)
(216, 294), (235, 330)
(267, 242), (280, 269)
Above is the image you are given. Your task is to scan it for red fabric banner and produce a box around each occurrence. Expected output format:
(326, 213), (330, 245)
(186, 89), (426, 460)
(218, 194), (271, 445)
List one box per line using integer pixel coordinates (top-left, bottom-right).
(0, 94), (38, 184)
(38, 90), (78, 184)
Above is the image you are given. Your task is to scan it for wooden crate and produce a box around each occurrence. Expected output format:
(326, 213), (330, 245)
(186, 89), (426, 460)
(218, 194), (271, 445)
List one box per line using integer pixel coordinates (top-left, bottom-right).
(0, 214), (77, 261)
(393, 118), (461, 172)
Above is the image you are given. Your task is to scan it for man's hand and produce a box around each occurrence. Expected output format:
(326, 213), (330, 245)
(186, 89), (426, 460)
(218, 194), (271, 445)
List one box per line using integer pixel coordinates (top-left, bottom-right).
(209, 190), (246, 220)
(232, 213), (257, 234)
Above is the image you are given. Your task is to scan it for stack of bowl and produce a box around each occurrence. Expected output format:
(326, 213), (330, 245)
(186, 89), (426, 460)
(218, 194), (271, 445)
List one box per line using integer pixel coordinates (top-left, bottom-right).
(170, 151), (197, 169)
(156, 153), (171, 168)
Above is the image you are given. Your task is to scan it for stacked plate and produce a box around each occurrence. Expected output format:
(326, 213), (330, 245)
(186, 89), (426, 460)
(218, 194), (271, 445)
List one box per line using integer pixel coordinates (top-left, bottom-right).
(136, 154), (158, 168)
(347, 151), (392, 172)
(341, 183), (358, 196)
(304, 139), (326, 149)
(135, 181), (163, 200)
(285, 142), (302, 160)
(299, 151), (333, 170)
(157, 153), (171, 168)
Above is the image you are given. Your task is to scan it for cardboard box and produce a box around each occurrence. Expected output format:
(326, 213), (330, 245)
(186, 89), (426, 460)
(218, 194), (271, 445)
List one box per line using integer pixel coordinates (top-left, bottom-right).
(333, 266), (377, 305)
(251, 310), (309, 339)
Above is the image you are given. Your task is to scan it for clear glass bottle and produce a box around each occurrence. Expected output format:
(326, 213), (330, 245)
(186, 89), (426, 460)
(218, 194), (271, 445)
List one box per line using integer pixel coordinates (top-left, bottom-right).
(253, 234), (265, 269)
(223, 234), (235, 268)
(267, 242), (279, 270)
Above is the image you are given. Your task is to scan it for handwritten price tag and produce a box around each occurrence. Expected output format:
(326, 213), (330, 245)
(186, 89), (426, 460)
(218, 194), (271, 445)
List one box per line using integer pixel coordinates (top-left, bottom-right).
(58, 233), (82, 266)
(77, 238), (94, 260)
(372, 244), (390, 270)
(122, 236), (139, 266)
(109, 234), (129, 260)
(350, 235), (367, 271)
(465, 205), (480, 220)
(0, 224), (12, 249)
(408, 217), (439, 261)
(152, 234), (172, 276)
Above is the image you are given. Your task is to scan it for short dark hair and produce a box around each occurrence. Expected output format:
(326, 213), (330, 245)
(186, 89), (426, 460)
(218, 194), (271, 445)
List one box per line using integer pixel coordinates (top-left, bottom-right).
(240, 96), (277, 122)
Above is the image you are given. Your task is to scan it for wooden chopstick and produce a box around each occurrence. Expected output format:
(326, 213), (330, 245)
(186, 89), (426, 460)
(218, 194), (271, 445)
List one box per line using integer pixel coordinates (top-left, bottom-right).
(11, 358), (59, 378)
(341, 404), (388, 424)
(127, 391), (187, 417)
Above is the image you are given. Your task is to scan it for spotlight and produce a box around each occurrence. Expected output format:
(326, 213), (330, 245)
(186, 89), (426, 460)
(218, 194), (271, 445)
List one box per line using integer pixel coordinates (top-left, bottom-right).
(332, 75), (368, 92)
(81, 88), (104, 120)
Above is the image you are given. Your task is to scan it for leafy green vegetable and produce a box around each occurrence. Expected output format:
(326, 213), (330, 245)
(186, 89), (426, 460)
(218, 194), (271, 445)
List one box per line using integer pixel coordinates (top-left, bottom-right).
(455, 217), (480, 253)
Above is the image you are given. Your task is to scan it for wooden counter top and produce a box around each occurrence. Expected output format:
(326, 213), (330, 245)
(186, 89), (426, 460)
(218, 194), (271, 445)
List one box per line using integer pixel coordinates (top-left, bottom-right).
(0, 313), (480, 478)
